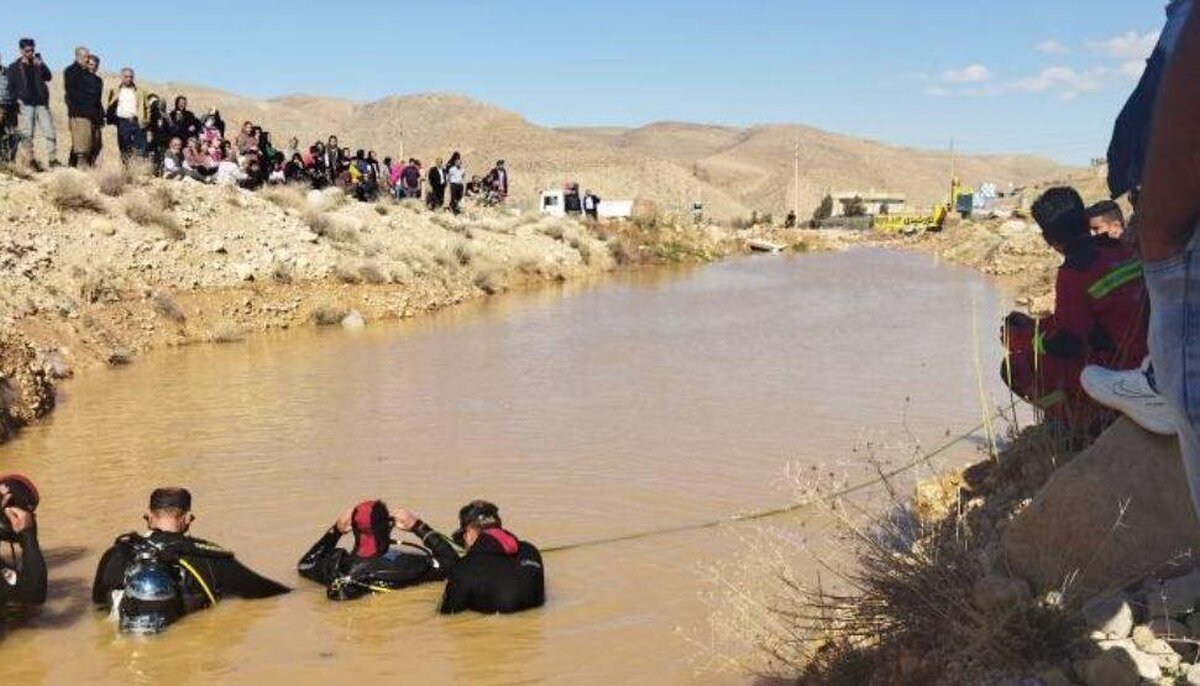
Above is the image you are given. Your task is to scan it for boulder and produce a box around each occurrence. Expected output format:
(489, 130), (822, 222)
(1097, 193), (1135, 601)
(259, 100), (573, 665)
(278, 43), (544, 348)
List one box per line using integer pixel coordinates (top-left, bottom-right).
(340, 309), (365, 330)
(1082, 593), (1135, 639)
(972, 574), (1032, 613)
(1002, 419), (1197, 597)
(1079, 640), (1161, 685)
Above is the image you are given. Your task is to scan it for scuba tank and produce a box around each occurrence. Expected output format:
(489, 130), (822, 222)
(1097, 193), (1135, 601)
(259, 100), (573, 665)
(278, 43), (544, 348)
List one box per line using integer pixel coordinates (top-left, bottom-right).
(117, 541), (184, 635)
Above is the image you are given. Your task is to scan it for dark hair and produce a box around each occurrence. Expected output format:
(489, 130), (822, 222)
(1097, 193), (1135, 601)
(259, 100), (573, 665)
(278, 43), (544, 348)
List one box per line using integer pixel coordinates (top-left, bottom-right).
(18, 38), (35, 49)
(355, 149), (365, 159)
(173, 95), (188, 110)
(1032, 187), (1088, 246)
(149, 487), (192, 513)
(1085, 200), (1125, 224)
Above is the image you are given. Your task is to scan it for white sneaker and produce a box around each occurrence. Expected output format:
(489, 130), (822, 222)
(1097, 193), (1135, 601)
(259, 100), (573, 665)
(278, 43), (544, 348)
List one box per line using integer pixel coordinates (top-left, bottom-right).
(1081, 362), (1177, 436)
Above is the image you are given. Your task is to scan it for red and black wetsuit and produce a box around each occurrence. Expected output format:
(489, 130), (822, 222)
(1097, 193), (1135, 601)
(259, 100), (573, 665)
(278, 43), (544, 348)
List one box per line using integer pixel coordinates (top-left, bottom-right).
(297, 527), (450, 601)
(409, 521), (545, 615)
(1003, 235), (1149, 426)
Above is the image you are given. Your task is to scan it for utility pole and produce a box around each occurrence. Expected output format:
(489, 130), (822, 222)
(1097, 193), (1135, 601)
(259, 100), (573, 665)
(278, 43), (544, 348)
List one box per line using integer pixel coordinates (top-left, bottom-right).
(948, 136), (957, 206)
(793, 139), (800, 220)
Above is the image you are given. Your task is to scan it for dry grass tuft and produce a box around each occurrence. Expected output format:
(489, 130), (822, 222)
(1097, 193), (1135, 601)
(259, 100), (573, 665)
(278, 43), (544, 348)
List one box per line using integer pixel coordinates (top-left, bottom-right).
(271, 261), (294, 285)
(305, 210), (359, 244)
(358, 262), (387, 285)
(334, 262), (362, 284)
(311, 304), (349, 327)
(151, 292), (186, 324)
(45, 169), (105, 212)
(94, 165), (129, 197)
(210, 322), (245, 344)
(262, 185), (309, 213)
(125, 193), (184, 239)
(0, 162), (35, 180)
(473, 268), (509, 294)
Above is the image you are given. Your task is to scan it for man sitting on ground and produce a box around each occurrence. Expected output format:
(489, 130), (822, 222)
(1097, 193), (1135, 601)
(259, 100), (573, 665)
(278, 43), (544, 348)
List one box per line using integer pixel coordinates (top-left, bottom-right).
(92, 488), (289, 634)
(297, 500), (452, 600)
(1001, 187), (1149, 432)
(1087, 200), (1127, 241)
(395, 500), (545, 615)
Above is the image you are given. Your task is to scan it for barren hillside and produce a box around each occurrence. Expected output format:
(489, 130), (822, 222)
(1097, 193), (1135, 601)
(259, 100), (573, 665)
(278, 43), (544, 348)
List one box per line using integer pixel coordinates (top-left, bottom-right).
(40, 74), (1080, 220)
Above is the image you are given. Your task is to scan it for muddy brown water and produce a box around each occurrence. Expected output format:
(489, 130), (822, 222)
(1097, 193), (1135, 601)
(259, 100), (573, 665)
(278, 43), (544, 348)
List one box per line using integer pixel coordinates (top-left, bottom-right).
(0, 249), (1015, 685)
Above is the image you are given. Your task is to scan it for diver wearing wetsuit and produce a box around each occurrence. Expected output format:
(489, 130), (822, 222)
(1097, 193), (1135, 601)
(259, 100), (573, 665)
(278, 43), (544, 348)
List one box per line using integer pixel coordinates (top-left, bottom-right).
(0, 474), (47, 608)
(397, 500), (545, 615)
(91, 488), (290, 631)
(297, 499), (451, 600)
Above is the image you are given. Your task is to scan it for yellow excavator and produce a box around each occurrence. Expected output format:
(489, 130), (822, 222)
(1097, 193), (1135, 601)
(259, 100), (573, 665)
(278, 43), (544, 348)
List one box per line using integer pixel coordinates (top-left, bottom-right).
(872, 177), (965, 235)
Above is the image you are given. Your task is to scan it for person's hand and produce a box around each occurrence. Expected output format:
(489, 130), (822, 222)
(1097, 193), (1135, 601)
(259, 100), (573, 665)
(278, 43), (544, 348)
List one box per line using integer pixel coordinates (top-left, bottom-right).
(4, 507), (33, 534)
(393, 508), (418, 531)
(334, 508), (354, 534)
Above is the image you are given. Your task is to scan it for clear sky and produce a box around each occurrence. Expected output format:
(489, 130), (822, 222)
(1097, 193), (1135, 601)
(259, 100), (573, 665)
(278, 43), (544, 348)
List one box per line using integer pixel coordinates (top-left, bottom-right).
(8, 1), (1168, 163)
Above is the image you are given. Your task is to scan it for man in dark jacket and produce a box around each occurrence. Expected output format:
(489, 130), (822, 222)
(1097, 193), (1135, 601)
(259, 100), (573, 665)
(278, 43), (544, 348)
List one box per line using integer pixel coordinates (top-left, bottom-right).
(92, 488), (289, 634)
(0, 474), (47, 609)
(396, 500), (545, 615)
(427, 156), (446, 209)
(6, 38), (58, 168)
(65, 46), (103, 167)
(297, 499), (451, 600)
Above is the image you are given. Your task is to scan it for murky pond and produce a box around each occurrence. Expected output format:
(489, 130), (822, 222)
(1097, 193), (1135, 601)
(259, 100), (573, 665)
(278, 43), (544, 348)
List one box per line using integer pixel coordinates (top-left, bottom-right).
(0, 249), (1014, 684)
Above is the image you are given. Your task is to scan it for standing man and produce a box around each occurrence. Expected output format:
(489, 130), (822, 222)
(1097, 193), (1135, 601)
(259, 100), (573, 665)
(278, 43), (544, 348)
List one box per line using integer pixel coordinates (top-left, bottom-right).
(427, 156), (446, 209)
(65, 48), (104, 166)
(106, 68), (148, 161)
(583, 189), (601, 221)
(0, 51), (14, 163)
(6, 38), (58, 169)
(446, 152), (466, 215)
(484, 159), (509, 201)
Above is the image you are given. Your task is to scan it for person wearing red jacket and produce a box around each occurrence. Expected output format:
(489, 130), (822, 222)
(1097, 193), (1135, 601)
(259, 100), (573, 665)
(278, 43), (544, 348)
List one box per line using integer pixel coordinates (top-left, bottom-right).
(1002, 187), (1149, 431)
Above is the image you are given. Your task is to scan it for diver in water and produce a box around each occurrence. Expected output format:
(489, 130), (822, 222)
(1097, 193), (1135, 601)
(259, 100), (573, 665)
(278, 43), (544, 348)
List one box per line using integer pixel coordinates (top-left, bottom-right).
(91, 488), (290, 634)
(297, 499), (454, 600)
(395, 500), (545, 615)
(0, 474), (47, 608)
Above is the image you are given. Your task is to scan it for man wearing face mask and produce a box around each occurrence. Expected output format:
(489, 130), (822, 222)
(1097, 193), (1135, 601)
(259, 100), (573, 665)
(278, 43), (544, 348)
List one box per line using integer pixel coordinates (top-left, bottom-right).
(394, 500), (545, 615)
(91, 487), (289, 634)
(297, 499), (453, 600)
(0, 473), (47, 608)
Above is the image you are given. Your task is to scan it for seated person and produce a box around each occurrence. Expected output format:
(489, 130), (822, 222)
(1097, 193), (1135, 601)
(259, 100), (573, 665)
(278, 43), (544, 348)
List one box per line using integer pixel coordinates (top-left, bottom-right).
(1086, 199), (1127, 240)
(92, 488), (289, 634)
(297, 500), (451, 601)
(395, 500), (545, 615)
(0, 474), (47, 608)
(1001, 187), (1149, 431)
(183, 137), (217, 178)
(162, 137), (208, 182)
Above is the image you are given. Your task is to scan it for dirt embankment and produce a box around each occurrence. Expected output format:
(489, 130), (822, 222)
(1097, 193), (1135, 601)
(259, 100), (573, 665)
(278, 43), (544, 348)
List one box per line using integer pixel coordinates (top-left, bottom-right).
(0, 166), (748, 445)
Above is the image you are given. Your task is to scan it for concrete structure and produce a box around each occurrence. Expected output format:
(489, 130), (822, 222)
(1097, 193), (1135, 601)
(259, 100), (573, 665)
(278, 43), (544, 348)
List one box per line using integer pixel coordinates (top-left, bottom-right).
(831, 191), (907, 217)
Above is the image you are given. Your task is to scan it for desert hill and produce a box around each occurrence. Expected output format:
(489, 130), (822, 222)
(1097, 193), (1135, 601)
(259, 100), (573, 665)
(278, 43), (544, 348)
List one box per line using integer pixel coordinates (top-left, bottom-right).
(39, 72), (1081, 219)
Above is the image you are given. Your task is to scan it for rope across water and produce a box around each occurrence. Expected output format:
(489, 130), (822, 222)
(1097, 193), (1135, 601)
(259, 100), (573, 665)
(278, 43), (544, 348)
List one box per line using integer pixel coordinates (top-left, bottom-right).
(540, 414), (998, 554)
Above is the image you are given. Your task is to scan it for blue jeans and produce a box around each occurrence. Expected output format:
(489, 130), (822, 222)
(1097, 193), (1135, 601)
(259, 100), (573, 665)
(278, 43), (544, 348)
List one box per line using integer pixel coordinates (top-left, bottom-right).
(115, 118), (146, 159)
(1145, 225), (1200, 516)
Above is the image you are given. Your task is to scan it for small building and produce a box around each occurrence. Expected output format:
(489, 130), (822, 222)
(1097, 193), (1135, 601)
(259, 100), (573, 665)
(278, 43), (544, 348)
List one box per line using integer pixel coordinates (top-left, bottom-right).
(830, 191), (907, 217)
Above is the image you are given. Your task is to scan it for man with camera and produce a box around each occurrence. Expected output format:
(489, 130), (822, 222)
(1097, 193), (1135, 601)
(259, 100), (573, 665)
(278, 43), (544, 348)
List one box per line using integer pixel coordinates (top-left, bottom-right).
(0, 474), (47, 608)
(5, 38), (58, 169)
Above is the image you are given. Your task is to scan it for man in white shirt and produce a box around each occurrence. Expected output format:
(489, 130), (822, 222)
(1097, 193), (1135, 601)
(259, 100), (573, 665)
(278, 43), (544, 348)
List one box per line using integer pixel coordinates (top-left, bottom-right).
(105, 67), (147, 160)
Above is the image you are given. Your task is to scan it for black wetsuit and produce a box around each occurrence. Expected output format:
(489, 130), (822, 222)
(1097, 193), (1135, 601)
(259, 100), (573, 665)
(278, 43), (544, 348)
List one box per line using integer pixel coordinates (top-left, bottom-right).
(0, 528), (48, 607)
(92, 530), (290, 612)
(409, 522), (545, 615)
(297, 527), (451, 601)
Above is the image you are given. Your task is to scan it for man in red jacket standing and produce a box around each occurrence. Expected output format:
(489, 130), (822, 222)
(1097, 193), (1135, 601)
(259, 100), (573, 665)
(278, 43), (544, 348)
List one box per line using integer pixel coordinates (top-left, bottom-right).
(1001, 187), (1149, 432)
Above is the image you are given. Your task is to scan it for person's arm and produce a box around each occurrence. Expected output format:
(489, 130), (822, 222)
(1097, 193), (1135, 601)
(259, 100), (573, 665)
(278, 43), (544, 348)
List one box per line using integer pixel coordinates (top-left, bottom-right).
(1139, 7), (1200, 262)
(2, 510), (47, 606)
(1040, 269), (1089, 359)
(296, 528), (344, 585)
(210, 555), (290, 599)
(40, 61), (52, 82)
(92, 543), (131, 608)
(409, 520), (460, 580)
(439, 567), (472, 615)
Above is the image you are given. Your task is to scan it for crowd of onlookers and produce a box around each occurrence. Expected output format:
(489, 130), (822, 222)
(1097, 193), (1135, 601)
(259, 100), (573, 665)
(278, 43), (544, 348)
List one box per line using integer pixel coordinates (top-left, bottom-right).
(1, 39), (512, 214)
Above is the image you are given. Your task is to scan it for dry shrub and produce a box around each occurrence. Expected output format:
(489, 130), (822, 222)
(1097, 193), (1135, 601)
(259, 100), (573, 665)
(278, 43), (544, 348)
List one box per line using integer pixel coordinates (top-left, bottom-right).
(45, 168), (105, 212)
(93, 165), (129, 197)
(474, 268), (509, 294)
(540, 222), (566, 240)
(271, 261), (294, 285)
(311, 304), (348, 326)
(334, 263), (362, 284)
(149, 184), (177, 210)
(262, 185), (308, 213)
(210, 322), (245, 344)
(0, 162), (35, 180)
(454, 242), (473, 266)
(306, 210), (359, 244)
(374, 203), (389, 216)
(151, 292), (186, 323)
(79, 269), (124, 304)
(125, 193), (184, 239)
(358, 262), (387, 285)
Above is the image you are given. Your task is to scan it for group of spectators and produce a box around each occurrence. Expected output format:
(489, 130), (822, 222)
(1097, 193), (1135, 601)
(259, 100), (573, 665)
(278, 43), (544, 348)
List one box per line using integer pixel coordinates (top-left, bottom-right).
(1, 38), (513, 214)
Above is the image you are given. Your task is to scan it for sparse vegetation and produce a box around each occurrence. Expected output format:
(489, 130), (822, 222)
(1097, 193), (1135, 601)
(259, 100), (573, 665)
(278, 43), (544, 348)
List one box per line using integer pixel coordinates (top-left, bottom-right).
(151, 292), (186, 324)
(124, 192), (184, 239)
(45, 169), (105, 213)
(358, 262), (387, 285)
(262, 185), (309, 213)
(210, 322), (246, 344)
(311, 304), (349, 326)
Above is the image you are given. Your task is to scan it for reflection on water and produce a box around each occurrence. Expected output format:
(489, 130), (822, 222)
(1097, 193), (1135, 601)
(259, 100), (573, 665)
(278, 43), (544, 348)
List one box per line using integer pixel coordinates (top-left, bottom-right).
(0, 249), (1012, 684)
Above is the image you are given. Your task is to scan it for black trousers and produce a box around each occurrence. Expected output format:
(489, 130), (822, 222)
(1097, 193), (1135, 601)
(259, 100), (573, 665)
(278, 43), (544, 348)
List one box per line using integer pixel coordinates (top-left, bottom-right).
(449, 183), (464, 214)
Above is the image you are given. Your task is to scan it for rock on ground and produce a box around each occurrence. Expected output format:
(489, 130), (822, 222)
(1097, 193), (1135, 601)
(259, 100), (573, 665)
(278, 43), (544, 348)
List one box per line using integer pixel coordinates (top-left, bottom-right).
(1002, 419), (1198, 597)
